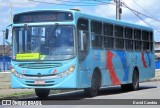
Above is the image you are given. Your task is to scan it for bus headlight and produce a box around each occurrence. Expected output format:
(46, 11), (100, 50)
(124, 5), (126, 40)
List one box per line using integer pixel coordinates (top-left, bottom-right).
(11, 68), (15, 73)
(57, 65), (75, 78)
(14, 71), (24, 78)
(11, 69), (24, 78)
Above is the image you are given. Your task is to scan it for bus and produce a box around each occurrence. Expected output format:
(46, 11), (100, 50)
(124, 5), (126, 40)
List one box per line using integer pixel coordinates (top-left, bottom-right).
(5, 9), (155, 98)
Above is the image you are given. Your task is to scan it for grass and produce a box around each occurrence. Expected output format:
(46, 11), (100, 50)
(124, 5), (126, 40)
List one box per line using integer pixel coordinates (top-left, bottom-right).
(0, 91), (34, 99)
(0, 90), (72, 99)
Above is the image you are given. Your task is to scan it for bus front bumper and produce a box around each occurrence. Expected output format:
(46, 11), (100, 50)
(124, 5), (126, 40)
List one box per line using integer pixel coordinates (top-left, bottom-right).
(11, 72), (77, 89)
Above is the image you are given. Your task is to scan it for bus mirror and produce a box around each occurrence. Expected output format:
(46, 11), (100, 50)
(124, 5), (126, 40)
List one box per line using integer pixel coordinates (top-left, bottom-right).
(79, 30), (84, 51)
(5, 24), (12, 40)
(5, 29), (9, 39)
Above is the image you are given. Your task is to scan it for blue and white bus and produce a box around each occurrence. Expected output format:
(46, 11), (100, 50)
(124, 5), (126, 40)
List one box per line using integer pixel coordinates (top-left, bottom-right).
(5, 9), (155, 98)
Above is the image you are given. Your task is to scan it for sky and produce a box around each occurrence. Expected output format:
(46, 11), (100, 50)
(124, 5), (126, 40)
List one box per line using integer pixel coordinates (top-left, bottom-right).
(0, 0), (160, 45)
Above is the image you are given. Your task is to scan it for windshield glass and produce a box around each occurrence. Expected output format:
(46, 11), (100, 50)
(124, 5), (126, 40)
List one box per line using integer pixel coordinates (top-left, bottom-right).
(12, 25), (75, 60)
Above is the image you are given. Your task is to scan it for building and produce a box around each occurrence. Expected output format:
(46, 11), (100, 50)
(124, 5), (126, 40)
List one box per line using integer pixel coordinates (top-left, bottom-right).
(155, 42), (160, 60)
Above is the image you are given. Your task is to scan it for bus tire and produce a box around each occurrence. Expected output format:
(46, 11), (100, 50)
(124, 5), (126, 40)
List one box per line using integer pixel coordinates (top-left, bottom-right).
(35, 88), (50, 98)
(130, 69), (139, 91)
(84, 70), (101, 97)
(121, 69), (139, 91)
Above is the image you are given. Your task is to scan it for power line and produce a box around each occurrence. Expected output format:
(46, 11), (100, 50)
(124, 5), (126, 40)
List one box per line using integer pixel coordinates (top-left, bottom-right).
(28, 0), (114, 6)
(132, 0), (152, 16)
(122, 2), (160, 33)
(132, 0), (160, 22)
(122, 3), (160, 22)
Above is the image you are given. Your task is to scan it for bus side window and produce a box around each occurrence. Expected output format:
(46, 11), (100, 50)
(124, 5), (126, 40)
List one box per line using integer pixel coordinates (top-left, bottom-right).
(115, 25), (124, 49)
(91, 20), (103, 48)
(134, 29), (141, 51)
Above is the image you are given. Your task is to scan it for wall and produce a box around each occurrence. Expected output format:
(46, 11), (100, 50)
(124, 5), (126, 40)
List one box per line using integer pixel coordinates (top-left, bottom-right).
(0, 56), (11, 72)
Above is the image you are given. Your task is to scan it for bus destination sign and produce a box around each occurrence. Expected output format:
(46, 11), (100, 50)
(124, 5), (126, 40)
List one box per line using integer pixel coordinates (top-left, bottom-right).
(13, 11), (73, 23)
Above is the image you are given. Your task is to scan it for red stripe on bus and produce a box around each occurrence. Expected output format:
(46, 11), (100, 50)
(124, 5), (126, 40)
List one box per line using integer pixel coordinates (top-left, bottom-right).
(106, 51), (121, 85)
(142, 52), (147, 68)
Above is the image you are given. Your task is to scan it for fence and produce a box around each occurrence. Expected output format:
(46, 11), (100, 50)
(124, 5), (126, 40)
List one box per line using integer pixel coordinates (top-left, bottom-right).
(0, 56), (11, 72)
(155, 60), (160, 69)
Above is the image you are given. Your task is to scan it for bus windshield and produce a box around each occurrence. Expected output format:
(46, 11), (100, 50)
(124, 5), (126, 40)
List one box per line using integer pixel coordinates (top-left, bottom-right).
(12, 25), (75, 61)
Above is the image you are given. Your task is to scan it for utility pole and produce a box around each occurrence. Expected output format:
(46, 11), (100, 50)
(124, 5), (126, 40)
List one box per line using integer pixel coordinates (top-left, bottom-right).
(115, 0), (122, 20)
(10, 2), (13, 24)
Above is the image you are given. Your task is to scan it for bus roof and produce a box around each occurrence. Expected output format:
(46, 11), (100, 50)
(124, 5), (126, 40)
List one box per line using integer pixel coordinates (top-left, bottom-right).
(72, 10), (153, 31)
(13, 9), (153, 31)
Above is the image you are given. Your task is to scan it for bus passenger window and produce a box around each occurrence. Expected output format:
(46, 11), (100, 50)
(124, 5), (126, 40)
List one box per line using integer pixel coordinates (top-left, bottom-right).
(103, 23), (114, 49)
(115, 25), (123, 38)
(91, 20), (103, 48)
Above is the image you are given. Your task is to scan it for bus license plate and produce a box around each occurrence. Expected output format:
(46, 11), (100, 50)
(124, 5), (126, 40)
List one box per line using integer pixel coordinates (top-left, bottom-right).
(34, 80), (45, 84)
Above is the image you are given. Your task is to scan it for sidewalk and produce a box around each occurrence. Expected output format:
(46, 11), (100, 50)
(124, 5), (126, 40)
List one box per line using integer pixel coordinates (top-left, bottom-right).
(0, 70), (159, 99)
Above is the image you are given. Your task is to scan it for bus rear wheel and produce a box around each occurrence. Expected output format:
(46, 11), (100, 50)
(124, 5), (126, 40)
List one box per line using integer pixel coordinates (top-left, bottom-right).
(84, 70), (101, 97)
(121, 69), (139, 91)
(35, 88), (50, 98)
(131, 69), (139, 90)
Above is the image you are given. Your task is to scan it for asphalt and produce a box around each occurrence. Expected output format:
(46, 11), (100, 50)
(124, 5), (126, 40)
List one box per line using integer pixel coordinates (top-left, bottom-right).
(0, 70), (159, 99)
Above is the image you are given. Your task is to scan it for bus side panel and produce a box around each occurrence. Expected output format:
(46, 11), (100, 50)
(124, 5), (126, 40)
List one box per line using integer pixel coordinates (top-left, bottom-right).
(78, 49), (112, 88)
(128, 52), (155, 83)
(139, 52), (155, 81)
(78, 49), (155, 88)
(90, 49), (112, 86)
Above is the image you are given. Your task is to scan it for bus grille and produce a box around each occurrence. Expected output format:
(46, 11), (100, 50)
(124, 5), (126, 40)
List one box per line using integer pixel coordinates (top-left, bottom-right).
(23, 74), (56, 77)
(18, 63), (62, 69)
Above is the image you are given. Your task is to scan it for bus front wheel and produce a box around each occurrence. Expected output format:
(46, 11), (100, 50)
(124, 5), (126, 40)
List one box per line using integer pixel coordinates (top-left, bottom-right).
(84, 70), (101, 97)
(35, 88), (50, 98)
